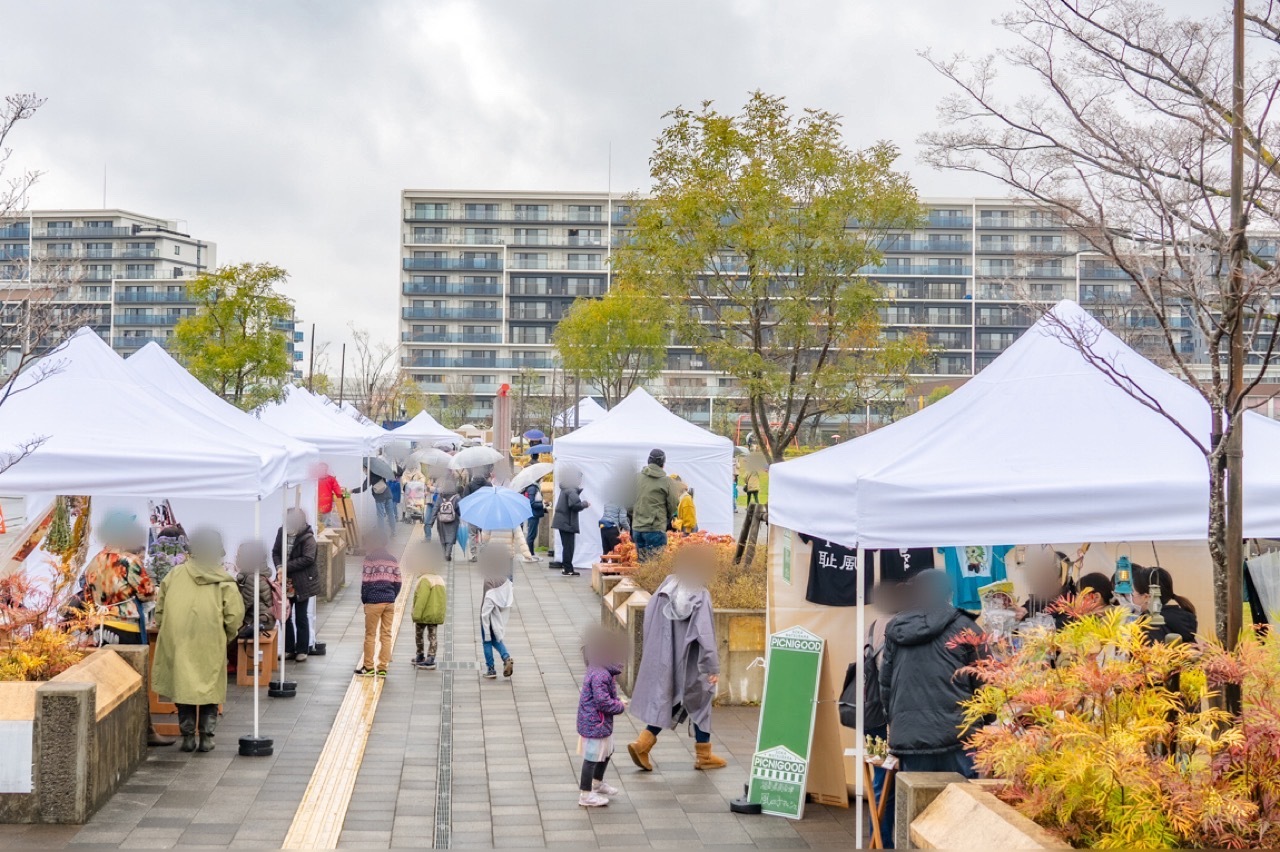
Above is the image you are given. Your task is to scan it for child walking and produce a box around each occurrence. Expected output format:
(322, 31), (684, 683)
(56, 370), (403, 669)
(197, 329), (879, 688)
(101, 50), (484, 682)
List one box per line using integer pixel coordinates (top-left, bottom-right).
(479, 551), (515, 679)
(576, 627), (627, 808)
(411, 567), (447, 670)
(355, 531), (401, 677)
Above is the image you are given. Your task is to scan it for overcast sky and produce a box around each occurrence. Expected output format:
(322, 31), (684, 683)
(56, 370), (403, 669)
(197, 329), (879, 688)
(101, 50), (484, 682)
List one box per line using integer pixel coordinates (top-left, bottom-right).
(0, 0), (1207, 353)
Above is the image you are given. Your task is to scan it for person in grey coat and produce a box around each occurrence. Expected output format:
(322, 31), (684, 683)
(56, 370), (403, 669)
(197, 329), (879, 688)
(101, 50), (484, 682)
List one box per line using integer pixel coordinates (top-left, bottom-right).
(625, 552), (726, 771)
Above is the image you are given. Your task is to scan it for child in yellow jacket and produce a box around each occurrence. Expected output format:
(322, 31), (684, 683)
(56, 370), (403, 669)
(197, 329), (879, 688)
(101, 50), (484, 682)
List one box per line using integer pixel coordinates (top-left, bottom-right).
(411, 572), (447, 670)
(676, 487), (698, 534)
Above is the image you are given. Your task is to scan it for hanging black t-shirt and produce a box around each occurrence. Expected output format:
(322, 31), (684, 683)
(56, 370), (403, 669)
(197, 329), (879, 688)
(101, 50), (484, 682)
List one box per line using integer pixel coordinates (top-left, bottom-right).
(800, 536), (871, 607)
(871, 548), (936, 583)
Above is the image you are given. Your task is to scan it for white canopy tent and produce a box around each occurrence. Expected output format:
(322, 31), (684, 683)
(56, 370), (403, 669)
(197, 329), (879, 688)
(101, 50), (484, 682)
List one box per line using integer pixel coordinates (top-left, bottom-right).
(553, 396), (608, 430)
(389, 409), (460, 444)
(769, 300), (1280, 548)
(552, 387), (734, 568)
(256, 385), (376, 457)
(127, 342), (319, 486)
(766, 300), (1280, 836)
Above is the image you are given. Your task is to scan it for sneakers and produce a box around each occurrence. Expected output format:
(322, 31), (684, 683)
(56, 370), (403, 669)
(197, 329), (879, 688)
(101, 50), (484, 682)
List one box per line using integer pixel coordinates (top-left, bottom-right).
(561, 569), (581, 577)
(521, 555), (540, 563)
(594, 781), (619, 796)
(503, 656), (514, 678)
(375, 668), (388, 678)
(354, 666), (375, 676)
(294, 653), (308, 662)
(420, 656), (437, 670)
(482, 667), (498, 679)
(578, 791), (609, 808)
(412, 654), (425, 667)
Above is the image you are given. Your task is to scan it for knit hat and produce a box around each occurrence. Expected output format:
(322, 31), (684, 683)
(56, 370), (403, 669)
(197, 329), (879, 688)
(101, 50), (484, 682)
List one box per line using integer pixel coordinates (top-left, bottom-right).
(648, 449), (666, 467)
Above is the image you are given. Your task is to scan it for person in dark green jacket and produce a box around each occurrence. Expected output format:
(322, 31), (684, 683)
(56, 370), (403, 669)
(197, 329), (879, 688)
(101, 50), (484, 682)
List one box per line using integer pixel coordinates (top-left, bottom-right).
(632, 449), (680, 559)
(411, 571), (447, 670)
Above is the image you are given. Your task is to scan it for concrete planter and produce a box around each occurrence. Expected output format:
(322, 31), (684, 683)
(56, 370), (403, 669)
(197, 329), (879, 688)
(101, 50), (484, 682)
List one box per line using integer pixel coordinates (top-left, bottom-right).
(901, 778), (1068, 850)
(599, 579), (766, 706)
(0, 646), (149, 824)
(316, 529), (347, 602)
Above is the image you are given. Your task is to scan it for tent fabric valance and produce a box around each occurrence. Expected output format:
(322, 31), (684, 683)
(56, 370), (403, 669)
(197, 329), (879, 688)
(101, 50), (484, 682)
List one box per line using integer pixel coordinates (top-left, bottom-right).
(769, 300), (1280, 549)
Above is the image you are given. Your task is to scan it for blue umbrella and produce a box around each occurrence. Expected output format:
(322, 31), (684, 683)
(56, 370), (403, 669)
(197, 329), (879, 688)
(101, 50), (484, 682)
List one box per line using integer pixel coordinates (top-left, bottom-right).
(527, 443), (554, 455)
(458, 486), (533, 530)
(523, 429), (546, 442)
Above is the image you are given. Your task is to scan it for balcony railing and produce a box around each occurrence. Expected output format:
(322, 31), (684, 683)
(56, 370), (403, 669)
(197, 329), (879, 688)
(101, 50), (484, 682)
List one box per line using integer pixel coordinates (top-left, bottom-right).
(401, 357), (556, 370)
(402, 332), (502, 344)
(113, 314), (187, 326)
(403, 282), (502, 296)
(866, 264), (973, 276)
(115, 291), (191, 303)
(112, 336), (168, 349)
(119, 270), (158, 280)
(401, 307), (502, 320)
(926, 214), (973, 228)
(118, 248), (158, 258)
(877, 239), (973, 253)
(402, 258), (502, 271)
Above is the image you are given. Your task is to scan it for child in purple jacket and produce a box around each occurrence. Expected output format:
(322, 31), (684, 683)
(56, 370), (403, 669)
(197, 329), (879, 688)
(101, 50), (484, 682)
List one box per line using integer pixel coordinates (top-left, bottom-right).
(576, 627), (628, 808)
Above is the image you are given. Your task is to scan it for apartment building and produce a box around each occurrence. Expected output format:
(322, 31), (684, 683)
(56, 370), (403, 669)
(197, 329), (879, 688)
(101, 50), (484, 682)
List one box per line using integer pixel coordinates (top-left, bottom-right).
(399, 190), (1199, 425)
(0, 208), (304, 376)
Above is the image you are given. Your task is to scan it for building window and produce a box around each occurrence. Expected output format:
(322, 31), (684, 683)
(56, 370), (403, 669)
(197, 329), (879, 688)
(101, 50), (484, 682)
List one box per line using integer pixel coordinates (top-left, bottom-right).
(412, 202), (449, 220)
(514, 228), (549, 245)
(174, 245), (181, 256)
(124, 264), (155, 279)
(980, 259), (1015, 275)
(464, 203), (498, 221)
(464, 227), (499, 244)
(85, 264), (113, 280)
(512, 326), (549, 344)
(567, 253), (602, 270)
(413, 227), (447, 243)
(514, 204), (548, 221)
(86, 220), (115, 229)
(173, 268), (184, 278)
(567, 228), (602, 247)
(85, 242), (113, 258)
(513, 252), (547, 269)
(567, 204), (602, 222)
(979, 210), (1014, 227)
(980, 235), (1013, 251)
(46, 243), (72, 258)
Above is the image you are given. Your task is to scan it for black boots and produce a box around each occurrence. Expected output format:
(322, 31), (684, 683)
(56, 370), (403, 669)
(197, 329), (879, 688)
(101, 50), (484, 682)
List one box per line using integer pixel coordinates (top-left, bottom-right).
(176, 704), (218, 753)
(177, 704), (198, 752)
(197, 704), (218, 752)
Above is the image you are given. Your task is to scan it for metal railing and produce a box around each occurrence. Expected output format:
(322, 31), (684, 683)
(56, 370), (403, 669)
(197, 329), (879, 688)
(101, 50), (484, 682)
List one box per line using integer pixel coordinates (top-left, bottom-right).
(402, 332), (502, 343)
(113, 314), (187, 326)
(402, 258), (503, 271)
(402, 282), (502, 296)
(114, 291), (191, 303)
(401, 307), (502, 320)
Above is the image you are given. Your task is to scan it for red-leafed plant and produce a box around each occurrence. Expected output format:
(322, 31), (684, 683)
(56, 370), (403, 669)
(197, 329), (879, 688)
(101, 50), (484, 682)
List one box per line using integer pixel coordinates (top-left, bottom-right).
(956, 598), (1280, 848)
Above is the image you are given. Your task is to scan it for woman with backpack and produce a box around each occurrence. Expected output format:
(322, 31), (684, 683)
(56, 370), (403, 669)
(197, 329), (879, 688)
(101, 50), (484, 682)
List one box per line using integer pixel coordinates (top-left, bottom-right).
(434, 479), (462, 563)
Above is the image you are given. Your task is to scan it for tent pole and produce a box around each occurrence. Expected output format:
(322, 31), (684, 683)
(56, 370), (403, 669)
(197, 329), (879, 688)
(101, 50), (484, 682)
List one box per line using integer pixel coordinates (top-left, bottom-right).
(253, 501), (261, 736)
(855, 543), (865, 850)
(279, 491), (287, 686)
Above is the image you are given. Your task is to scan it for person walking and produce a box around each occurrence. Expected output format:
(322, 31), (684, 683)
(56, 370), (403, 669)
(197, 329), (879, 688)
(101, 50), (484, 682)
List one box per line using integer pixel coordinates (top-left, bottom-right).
(576, 627), (628, 808)
(355, 530), (402, 677)
(878, 569), (983, 777)
(742, 469), (761, 507)
(464, 467), (493, 562)
(552, 470), (589, 577)
(523, 480), (547, 558)
(274, 508), (319, 662)
(234, 542), (275, 638)
(353, 459), (397, 540)
(632, 449), (679, 560)
(626, 551), (726, 771)
(434, 480), (462, 563)
(411, 567), (447, 670)
(152, 529), (244, 753)
(479, 554), (515, 680)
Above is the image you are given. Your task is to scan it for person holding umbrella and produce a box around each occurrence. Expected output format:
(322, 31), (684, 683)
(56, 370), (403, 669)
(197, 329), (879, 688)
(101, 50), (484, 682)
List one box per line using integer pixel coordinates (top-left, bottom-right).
(353, 453), (398, 540)
(457, 477), (536, 565)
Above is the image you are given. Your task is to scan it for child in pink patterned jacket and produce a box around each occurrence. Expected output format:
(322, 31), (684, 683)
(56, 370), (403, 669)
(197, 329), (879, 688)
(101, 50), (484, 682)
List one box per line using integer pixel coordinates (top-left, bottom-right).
(576, 627), (627, 808)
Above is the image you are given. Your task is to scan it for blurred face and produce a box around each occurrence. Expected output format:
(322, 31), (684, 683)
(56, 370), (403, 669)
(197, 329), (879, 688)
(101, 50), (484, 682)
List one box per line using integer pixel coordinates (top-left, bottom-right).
(673, 546), (717, 588)
(1025, 551), (1065, 597)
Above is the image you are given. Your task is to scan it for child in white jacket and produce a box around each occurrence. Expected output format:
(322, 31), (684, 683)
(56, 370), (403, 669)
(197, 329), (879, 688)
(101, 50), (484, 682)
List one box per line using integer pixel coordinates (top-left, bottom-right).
(479, 554), (514, 680)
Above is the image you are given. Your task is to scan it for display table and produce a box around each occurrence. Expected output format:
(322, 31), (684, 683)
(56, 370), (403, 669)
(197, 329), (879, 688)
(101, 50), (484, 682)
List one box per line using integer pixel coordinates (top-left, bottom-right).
(863, 757), (898, 850)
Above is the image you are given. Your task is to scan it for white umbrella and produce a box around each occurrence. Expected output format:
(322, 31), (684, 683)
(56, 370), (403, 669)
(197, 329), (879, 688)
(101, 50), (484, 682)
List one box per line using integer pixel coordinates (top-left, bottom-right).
(449, 445), (503, 470)
(509, 462), (554, 493)
(409, 448), (454, 471)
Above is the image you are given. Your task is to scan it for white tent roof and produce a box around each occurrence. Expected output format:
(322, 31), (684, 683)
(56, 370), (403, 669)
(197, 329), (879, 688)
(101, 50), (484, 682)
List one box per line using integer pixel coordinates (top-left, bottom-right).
(389, 409), (459, 444)
(0, 329), (272, 499)
(126, 343), (319, 485)
(769, 300), (1280, 548)
(552, 388), (735, 567)
(553, 397), (608, 429)
(256, 386), (376, 456)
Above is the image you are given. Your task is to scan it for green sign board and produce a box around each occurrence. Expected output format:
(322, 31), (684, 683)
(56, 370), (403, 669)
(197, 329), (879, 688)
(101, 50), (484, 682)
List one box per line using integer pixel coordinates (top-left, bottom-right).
(747, 626), (825, 819)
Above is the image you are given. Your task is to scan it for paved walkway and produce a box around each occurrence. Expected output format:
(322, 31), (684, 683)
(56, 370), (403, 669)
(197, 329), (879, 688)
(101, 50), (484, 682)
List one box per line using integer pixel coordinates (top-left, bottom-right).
(0, 526), (862, 850)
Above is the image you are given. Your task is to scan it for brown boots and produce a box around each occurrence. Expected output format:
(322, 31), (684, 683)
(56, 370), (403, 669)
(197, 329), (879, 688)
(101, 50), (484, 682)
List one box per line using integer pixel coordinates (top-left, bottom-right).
(694, 741), (727, 770)
(628, 730), (727, 771)
(627, 729), (657, 771)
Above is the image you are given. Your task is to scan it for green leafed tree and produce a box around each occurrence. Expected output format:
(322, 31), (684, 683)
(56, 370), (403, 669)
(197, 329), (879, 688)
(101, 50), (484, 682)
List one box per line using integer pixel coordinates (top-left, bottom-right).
(171, 262), (295, 410)
(553, 287), (669, 408)
(616, 91), (931, 462)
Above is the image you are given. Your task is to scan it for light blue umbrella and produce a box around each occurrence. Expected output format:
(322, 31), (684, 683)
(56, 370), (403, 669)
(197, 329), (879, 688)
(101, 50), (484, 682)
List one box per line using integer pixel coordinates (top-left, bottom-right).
(458, 485), (533, 530)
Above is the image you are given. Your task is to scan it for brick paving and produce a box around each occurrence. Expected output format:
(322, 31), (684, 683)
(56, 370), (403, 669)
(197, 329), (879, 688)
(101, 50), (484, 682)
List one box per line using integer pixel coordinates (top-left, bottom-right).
(0, 525), (863, 849)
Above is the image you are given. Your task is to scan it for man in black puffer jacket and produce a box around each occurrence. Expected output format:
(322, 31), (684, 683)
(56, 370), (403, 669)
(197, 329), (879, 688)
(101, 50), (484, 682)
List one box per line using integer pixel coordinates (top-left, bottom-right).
(879, 569), (983, 777)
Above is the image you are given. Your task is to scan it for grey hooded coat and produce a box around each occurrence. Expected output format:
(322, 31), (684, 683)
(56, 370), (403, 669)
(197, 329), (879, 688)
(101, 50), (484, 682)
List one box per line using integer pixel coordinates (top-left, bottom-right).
(629, 574), (720, 732)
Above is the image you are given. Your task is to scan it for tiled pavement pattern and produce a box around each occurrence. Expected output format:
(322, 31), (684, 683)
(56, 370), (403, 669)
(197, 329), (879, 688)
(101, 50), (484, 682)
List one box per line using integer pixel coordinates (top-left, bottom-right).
(0, 527), (864, 849)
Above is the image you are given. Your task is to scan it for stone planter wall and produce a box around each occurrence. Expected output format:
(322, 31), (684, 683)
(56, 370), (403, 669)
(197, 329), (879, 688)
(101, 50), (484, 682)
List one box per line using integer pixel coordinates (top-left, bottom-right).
(595, 567), (766, 706)
(0, 646), (148, 824)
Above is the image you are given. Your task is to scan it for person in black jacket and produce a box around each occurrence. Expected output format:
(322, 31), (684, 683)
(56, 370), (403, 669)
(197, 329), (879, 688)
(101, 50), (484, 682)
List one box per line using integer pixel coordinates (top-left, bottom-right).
(274, 508), (319, 661)
(353, 464), (397, 539)
(879, 569), (983, 777)
(552, 472), (589, 578)
(1132, 565), (1197, 644)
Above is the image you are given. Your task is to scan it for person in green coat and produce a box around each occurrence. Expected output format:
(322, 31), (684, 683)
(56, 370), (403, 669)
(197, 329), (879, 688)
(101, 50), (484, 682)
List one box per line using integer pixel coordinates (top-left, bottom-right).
(152, 528), (244, 753)
(411, 569), (447, 670)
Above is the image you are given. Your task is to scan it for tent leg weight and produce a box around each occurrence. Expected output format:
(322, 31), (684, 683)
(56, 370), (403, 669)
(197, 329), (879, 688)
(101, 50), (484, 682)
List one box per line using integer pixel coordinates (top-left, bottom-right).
(730, 784), (762, 814)
(238, 735), (274, 757)
(268, 679), (297, 698)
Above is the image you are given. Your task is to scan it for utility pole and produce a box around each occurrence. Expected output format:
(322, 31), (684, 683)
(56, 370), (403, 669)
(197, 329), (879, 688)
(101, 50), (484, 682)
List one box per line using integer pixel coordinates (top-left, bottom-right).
(1226, 0), (1246, 712)
(574, 374), (581, 429)
(338, 343), (347, 405)
(307, 322), (315, 391)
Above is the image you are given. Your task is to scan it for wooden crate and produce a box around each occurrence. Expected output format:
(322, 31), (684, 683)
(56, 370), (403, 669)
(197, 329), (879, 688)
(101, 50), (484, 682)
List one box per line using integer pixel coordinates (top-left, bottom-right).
(236, 630), (277, 687)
